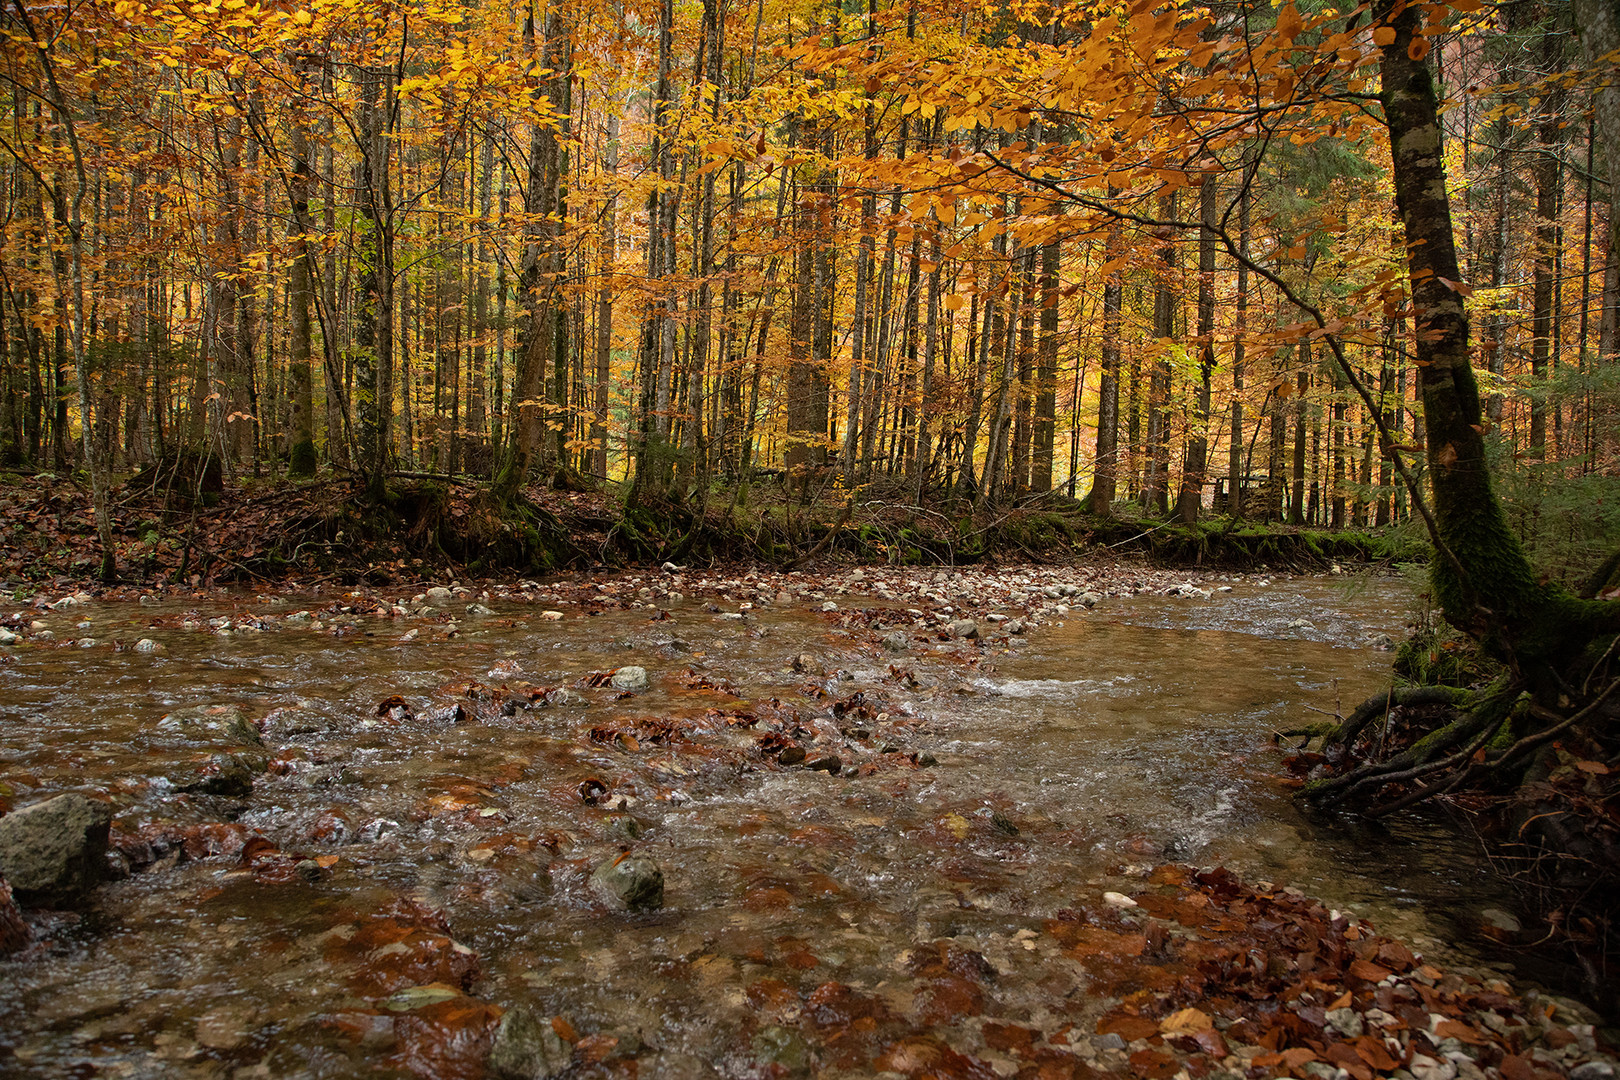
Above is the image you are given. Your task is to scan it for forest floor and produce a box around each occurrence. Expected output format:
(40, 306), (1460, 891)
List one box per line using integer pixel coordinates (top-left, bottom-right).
(0, 466), (1422, 590)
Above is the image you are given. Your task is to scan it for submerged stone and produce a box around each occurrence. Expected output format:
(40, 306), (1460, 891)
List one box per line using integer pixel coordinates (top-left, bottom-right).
(157, 704), (262, 747)
(590, 852), (663, 911)
(488, 1007), (571, 1080)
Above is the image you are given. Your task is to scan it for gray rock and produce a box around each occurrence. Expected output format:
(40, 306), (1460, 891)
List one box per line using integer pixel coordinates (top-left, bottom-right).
(170, 752), (261, 797)
(1003, 619), (1025, 634)
(1478, 907), (1521, 933)
(805, 755), (842, 774)
(0, 793), (112, 903)
(157, 704), (262, 747)
(590, 853), (664, 911)
(488, 1007), (572, 1080)
(1304, 1062), (1352, 1080)
(609, 666), (650, 692)
(425, 586), (453, 606)
(945, 619), (979, 639)
(1093, 1033), (1126, 1051)
(1570, 1063), (1616, 1080)
(0, 628), (17, 645)
(133, 638), (163, 653)
(466, 603), (496, 616)
(1325, 1007), (1363, 1039)
(263, 708), (334, 738)
(881, 631), (911, 652)
(1078, 591), (1102, 608)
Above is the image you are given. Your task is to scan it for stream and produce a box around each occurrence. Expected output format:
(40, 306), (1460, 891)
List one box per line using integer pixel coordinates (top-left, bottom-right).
(0, 568), (1532, 1079)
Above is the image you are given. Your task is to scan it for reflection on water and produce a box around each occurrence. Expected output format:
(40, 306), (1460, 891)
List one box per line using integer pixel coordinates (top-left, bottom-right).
(0, 574), (1518, 1077)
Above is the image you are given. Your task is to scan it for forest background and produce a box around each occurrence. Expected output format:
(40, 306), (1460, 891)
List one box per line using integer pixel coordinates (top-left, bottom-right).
(0, 0), (1616, 584)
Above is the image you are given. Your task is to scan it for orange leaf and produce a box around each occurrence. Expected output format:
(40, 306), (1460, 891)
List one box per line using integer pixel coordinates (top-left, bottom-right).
(1434, 1020), (1489, 1045)
(1098, 1013), (1159, 1042)
(1348, 958), (1393, 982)
(1373, 26), (1397, 45)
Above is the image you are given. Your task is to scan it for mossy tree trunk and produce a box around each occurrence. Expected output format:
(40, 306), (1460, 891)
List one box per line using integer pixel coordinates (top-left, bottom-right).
(1377, 0), (1620, 680)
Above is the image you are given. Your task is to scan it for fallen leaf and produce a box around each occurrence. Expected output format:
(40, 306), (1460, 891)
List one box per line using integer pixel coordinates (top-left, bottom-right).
(1159, 1008), (1213, 1035)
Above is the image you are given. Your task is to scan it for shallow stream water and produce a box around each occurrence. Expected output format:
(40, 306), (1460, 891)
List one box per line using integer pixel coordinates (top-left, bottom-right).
(0, 571), (1525, 1078)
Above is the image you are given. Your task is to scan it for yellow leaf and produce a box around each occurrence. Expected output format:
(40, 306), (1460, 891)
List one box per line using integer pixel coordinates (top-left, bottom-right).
(292, 7), (311, 23)
(942, 812), (970, 839)
(1160, 1008), (1213, 1035)
(944, 294), (965, 311)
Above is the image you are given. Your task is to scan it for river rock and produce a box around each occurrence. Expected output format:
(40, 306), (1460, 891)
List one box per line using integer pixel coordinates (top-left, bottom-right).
(133, 638), (163, 653)
(1078, 591), (1101, 608)
(0, 793), (112, 903)
(1478, 907), (1521, 933)
(466, 603), (496, 616)
(0, 628), (17, 645)
(590, 852), (664, 911)
(752, 1026), (811, 1074)
(805, 754), (841, 774)
(157, 704), (262, 747)
(171, 752), (259, 797)
(1325, 1006), (1363, 1038)
(425, 586), (453, 606)
(945, 619), (979, 639)
(0, 876), (30, 954)
(881, 631), (911, 652)
(1570, 1063), (1616, 1080)
(1003, 619), (1025, 634)
(609, 666), (649, 692)
(488, 1007), (572, 1079)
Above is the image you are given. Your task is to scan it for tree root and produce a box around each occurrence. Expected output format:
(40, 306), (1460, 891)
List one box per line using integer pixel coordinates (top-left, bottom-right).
(1298, 675), (1620, 819)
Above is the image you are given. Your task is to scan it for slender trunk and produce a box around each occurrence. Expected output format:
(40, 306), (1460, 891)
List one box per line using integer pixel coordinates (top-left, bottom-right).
(1177, 175), (1216, 523)
(1089, 223), (1123, 515)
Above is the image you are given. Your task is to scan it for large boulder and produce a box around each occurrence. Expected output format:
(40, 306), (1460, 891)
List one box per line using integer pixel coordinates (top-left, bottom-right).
(0, 793), (112, 904)
(589, 853), (663, 911)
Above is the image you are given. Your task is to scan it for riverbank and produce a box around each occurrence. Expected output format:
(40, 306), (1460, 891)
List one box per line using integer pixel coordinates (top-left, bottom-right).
(0, 468), (1424, 590)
